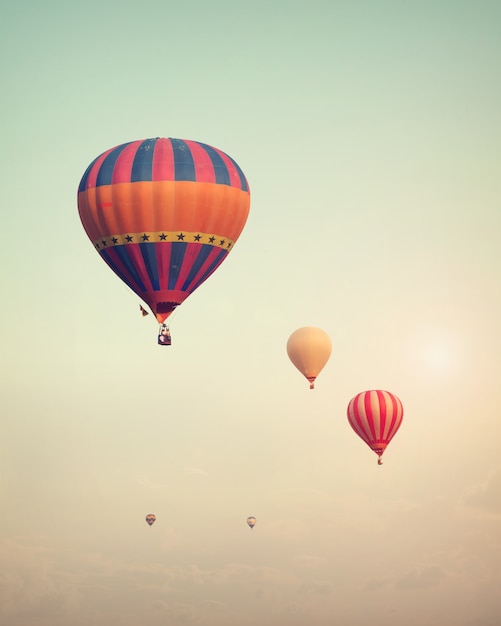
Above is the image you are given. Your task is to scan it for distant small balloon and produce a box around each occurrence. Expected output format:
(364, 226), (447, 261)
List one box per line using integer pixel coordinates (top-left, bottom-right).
(247, 516), (256, 529)
(287, 327), (332, 389)
(145, 514), (156, 526)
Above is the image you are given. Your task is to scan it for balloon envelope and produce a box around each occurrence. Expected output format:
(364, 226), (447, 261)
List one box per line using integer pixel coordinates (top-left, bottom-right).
(347, 390), (403, 462)
(78, 138), (250, 323)
(247, 516), (256, 529)
(286, 327), (332, 389)
(145, 514), (156, 526)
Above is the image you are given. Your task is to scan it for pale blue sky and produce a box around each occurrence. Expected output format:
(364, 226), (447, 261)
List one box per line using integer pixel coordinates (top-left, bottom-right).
(1, 1), (501, 625)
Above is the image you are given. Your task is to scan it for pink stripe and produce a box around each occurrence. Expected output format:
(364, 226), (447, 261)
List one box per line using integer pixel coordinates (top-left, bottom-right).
(186, 141), (216, 183)
(386, 394), (403, 442)
(152, 139), (175, 181)
(364, 391), (379, 442)
(173, 244), (201, 290)
(376, 390), (387, 440)
(127, 245), (154, 292)
(216, 149), (243, 188)
(103, 248), (144, 295)
(180, 247), (225, 293)
(348, 394), (371, 445)
(112, 141), (141, 184)
(155, 242), (172, 290)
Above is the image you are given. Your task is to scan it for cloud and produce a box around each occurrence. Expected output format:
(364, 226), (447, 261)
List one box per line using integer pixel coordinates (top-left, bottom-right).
(363, 575), (392, 591)
(135, 475), (170, 491)
(183, 466), (209, 477)
(0, 536), (299, 626)
(0, 536), (89, 625)
(461, 467), (501, 516)
(298, 580), (331, 596)
(292, 554), (328, 569)
(395, 564), (445, 590)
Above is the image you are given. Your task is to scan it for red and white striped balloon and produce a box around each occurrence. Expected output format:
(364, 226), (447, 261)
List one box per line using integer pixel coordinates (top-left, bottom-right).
(347, 390), (403, 464)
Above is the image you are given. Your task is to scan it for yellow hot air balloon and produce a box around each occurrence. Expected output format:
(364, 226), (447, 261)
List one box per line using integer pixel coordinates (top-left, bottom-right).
(286, 327), (332, 389)
(247, 516), (256, 529)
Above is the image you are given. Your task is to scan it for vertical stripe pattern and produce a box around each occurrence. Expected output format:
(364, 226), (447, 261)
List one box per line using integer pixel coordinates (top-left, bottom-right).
(78, 138), (249, 192)
(347, 390), (403, 458)
(78, 138), (250, 324)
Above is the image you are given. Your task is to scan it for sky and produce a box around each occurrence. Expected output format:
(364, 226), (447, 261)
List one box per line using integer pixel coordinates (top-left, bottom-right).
(1, 0), (501, 624)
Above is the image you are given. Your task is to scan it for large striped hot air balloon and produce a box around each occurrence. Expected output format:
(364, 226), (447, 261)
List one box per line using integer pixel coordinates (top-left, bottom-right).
(78, 138), (250, 343)
(145, 514), (156, 526)
(347, 390), (403, 465)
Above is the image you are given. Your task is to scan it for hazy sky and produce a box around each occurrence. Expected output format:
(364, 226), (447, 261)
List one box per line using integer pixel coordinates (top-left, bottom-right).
(1, 1), (500, 625)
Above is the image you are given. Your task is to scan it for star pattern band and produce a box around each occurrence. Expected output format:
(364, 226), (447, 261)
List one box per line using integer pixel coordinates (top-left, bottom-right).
(94, 231), (234, 251)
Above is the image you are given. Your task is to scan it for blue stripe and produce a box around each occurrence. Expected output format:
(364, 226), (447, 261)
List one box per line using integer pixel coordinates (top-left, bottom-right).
(168, 242), (187, 289)
(78, 155), (100, 192)
(102, 246), (147, 292)
(226, 154), (249, 192)
(198, 143), (230, 186)
(190, 249), (227, 292)
(131, 138), (157, 182)
(96, 143), (132, 187)
(180, 244), (214, 291)
(171, 139), (196, 181)
(100, 250), (133, 290)
(139, 243), (160, 290)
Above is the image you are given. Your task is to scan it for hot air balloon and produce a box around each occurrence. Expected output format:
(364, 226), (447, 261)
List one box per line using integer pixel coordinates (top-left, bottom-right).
(347, 390), (403, 465)
(145, 514), (156, 526)
(247, 516), (256, 529)
(78, 138), (250, 344)
(286, 327), (332, 389)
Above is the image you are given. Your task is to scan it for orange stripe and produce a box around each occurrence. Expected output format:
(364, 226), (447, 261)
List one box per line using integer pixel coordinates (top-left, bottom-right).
(78, 181), (250, 243)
